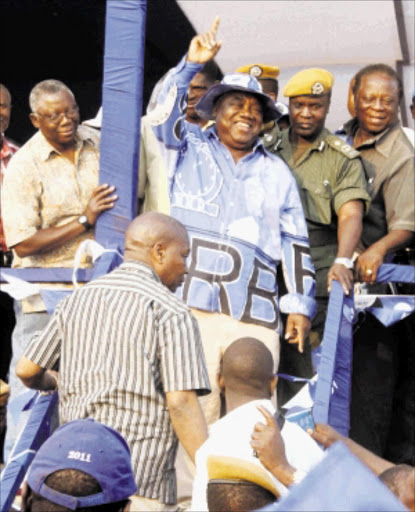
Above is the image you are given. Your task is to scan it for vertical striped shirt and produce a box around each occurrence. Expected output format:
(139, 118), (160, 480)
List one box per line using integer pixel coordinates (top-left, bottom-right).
(25, 260), (211, 504)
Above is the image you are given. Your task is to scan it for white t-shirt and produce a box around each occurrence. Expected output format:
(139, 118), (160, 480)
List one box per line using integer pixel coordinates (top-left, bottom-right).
(190, 399), (324, 511)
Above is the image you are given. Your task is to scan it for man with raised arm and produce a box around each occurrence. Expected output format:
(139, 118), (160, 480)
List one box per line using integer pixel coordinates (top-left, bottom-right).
(147, 17), (316, 428)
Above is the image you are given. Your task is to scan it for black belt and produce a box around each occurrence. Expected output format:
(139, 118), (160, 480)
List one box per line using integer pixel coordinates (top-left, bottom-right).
(309, 229), (337, 247)
(0, 250), (13, 268)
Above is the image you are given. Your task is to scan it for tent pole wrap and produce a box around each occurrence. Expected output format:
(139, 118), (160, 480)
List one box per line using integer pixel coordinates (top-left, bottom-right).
(96, 0), (147, 250)
(0, 393), (58, 512)
(312, 280), (353, 437)
(313, 263), (415, 436)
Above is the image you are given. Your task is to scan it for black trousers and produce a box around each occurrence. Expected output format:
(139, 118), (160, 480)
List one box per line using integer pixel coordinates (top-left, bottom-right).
(350, 312), (415, 465)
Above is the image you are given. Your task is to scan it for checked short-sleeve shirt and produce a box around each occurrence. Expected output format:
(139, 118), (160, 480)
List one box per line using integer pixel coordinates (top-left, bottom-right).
(24, 260), (210, 505)
(2, 126), (100, 269)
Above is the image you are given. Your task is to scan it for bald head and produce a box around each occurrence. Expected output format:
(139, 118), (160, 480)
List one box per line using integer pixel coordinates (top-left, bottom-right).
(125, 213), (189, 291)
(221, 338), (276, 399)
(379, 465), (415, 511)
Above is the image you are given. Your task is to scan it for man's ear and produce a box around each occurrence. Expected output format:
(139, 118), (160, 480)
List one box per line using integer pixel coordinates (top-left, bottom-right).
(270, 375), (278, 396)
(21, 482), (32, 512)
(217, 373), (225, 394)
(29, 113), (40, 130)
(150, 242), (165, 265)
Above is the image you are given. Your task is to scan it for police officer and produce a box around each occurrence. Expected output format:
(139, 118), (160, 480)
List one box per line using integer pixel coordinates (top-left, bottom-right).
(236, 64), (290, 140)
(269, 68), (370, 376)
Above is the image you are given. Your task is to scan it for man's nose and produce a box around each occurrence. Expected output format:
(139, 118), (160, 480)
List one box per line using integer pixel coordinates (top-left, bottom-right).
(240, 102), (255, 117)
(371, 97), (383, 110)
(300, 106), (312, 118)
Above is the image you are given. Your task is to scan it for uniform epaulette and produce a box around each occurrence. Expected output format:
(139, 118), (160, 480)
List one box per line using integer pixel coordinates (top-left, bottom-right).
(326, 135), (360, 159)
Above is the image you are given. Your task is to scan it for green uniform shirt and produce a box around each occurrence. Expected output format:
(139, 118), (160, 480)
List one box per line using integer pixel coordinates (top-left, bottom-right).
(270, 127), (370, 297)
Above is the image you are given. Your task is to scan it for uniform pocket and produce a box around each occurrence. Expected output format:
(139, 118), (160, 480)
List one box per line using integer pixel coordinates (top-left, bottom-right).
(300, 179), (332, 225)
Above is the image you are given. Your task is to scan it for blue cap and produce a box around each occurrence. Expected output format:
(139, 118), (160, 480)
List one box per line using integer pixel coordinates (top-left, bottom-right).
(195, 73), (280, 123)
(27, 419), (137, 510)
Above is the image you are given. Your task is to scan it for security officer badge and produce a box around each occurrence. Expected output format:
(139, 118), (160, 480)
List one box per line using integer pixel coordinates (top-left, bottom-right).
(311, 82), (325, 95)
(249, 65), (263, 78)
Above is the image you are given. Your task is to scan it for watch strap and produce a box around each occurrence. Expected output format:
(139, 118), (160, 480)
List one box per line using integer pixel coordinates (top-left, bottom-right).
(334, 257), (353, 270)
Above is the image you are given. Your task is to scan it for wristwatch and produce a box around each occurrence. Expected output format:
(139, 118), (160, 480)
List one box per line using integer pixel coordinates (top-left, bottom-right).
(78, 215), (93, 231)
(334, 257), (354, 270)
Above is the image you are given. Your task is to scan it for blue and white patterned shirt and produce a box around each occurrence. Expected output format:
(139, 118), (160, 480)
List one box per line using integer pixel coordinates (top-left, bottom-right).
(147, 56), (316, 331)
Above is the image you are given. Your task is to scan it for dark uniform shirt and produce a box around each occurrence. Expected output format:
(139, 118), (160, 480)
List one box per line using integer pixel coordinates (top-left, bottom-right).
(269, 127), (370, 297)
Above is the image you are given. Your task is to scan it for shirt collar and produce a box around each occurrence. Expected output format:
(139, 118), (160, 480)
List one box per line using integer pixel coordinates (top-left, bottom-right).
(210, 399), (275, 432)
(36, 126), (93, 161)
(342, 118), (400, 157)
(0, 137), (15, 159)
(279, 126), (329, 154)
(120, 259), (162, 283)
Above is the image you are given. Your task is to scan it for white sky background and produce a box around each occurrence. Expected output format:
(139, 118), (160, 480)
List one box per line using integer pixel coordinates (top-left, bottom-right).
(178, 0), (415, 130)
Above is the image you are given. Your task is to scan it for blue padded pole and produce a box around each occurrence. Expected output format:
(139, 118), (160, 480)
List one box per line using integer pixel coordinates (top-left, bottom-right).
(0, 393), (58, 512)
(313, 263), (414, 436)
(96, 0), (147, 250)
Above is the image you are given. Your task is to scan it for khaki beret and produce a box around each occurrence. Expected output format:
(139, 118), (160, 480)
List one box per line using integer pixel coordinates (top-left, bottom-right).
(283, 68), (334, 97)
(236, 64), (280, 80)
(207, 455), (280, 498)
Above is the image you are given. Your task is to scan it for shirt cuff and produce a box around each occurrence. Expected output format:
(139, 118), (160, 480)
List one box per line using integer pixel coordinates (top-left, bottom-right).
(175, 54), (204, 86)
(280, 293), (316, 320)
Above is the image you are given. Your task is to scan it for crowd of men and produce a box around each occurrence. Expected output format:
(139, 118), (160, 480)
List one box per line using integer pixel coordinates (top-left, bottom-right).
(0, 16), (414, 512)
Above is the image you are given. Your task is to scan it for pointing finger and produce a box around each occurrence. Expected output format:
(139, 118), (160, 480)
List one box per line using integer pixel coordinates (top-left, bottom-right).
(210, 15), (220, 34)
(256, 405), (277, 427)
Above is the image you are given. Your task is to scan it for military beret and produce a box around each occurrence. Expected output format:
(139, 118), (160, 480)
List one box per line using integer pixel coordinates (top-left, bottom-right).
(236, 64), (280, 80)
(283, 68), (334, 97)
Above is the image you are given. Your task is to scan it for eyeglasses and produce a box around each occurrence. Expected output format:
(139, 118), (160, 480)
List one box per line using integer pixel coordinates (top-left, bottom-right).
(0, 103), (11, 109)
(34, 106), (79, 125)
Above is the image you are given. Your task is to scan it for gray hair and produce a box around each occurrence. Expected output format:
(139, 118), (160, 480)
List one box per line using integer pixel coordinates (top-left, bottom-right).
(29, 80), (74, 113)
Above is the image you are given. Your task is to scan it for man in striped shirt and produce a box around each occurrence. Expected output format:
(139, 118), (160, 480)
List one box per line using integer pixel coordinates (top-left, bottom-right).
(16, 212), (211, 510)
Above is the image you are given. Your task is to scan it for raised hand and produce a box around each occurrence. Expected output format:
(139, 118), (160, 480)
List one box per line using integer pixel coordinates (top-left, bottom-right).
(251, 405), (296, 487)
(187, 16), (222, 64)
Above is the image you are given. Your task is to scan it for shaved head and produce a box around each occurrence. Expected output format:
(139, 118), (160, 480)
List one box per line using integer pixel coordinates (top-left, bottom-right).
(125, 212), (187, 255)
(379, 464), (415, 511)
(221, 338), (275, 398)
(125, 213), (189, 291)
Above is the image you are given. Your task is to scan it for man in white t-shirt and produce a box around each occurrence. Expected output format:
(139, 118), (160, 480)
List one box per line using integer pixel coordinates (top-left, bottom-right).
(190, 338), (323, 511)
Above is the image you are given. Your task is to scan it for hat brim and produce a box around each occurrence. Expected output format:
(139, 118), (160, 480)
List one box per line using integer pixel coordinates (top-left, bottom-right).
(195, 84), (280, 123)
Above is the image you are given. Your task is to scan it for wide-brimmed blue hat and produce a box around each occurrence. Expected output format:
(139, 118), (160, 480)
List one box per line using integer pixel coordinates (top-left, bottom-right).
(195, 73), (281, 123)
